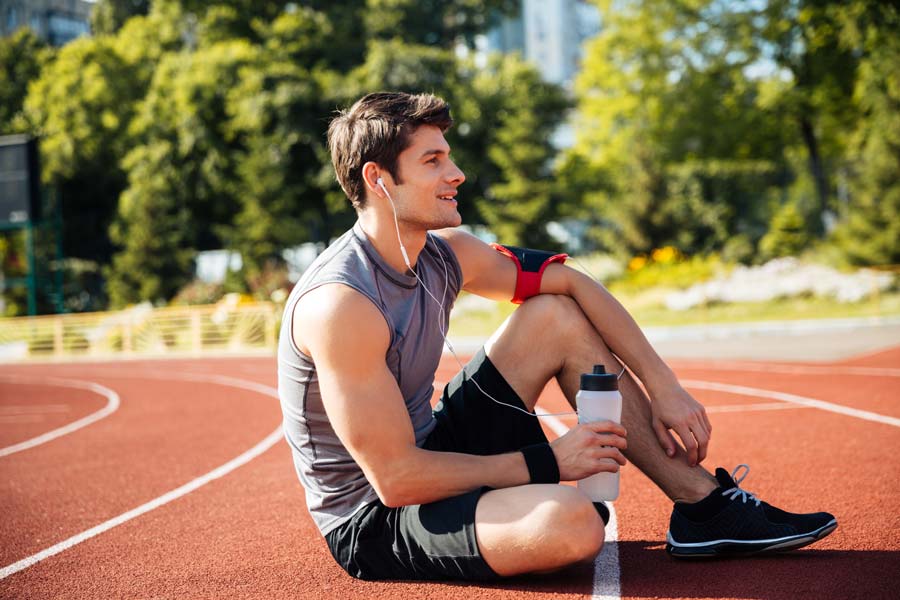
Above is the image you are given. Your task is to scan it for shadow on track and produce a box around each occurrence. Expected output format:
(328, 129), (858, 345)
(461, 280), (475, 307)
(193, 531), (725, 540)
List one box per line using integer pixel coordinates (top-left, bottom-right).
(618, 540), (898, 599)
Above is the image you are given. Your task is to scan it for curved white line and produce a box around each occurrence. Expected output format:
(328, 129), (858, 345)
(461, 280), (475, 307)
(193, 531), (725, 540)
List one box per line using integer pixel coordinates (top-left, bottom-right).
(683, 380), (900, 428)
(536, 407), (620, 600)
(0, 376), (121, 458)
(0, 373), (282, 580)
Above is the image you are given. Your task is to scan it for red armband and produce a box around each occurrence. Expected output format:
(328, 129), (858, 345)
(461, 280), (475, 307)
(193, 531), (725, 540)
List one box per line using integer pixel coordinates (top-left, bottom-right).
(490, 244), (568, 304)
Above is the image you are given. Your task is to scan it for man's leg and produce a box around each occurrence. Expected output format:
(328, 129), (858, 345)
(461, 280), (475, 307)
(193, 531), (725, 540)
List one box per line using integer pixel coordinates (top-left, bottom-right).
(474, 294), (718, 575)
(484, 294), (718, 503)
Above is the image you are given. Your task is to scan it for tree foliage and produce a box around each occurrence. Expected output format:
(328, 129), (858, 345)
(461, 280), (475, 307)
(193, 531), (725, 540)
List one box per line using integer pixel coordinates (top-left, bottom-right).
(5, 0), (898, 314)
(0, 29), (50, 132)
(571, 0), (896, 263)
(34, 0), (549, 308)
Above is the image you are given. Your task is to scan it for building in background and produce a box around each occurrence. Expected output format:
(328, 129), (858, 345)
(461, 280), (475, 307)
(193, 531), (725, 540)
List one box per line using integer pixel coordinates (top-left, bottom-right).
(480, 0), (600, 149)
(1, 0), (92, 46)
(484, 0), (600, 90)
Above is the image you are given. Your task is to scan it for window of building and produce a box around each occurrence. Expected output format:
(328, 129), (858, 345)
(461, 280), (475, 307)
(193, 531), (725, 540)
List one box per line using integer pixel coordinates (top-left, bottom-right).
(6, 6), (18, 30)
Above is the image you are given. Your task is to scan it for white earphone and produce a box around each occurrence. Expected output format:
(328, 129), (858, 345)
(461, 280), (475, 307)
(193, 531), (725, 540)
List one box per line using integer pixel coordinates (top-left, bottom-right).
(374, 174), (576, 419)
(377, 176), (412, 268)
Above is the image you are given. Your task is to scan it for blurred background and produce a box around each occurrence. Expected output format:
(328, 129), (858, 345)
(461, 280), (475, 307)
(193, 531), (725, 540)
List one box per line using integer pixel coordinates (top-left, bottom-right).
(0, 0), (897, 360)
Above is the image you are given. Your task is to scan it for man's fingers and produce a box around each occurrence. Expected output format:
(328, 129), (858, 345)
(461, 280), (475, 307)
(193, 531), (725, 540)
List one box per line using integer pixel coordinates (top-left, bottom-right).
(593, 449), (626, 469)
(693, 422), (710, 464)
(702, 410), (713, 436)
(584, 420), (627, 438)
(591, 432), (627, 450)
(674, 424), (699, 466)
(651, 418), (675, 457)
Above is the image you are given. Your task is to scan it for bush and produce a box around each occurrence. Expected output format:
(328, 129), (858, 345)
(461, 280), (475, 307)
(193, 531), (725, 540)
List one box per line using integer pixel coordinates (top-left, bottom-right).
(759, 202), (812, 260)
(611, 247), (727, 292)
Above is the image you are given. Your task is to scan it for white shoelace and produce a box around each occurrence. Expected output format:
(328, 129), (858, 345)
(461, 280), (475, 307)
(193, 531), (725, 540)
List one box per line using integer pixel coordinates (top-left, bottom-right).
(721, 464), (761, 506)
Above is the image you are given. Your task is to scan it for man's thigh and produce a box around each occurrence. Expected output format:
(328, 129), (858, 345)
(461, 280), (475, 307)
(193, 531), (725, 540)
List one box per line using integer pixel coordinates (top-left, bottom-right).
(483, 294), (584, 411)
(432, 347), (549, 456)
(475, 484), (605, 577)
(326, 489), (499, 581)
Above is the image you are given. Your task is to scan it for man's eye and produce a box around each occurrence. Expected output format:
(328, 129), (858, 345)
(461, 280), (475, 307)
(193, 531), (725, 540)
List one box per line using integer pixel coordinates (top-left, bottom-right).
(427, 157), (438, 164)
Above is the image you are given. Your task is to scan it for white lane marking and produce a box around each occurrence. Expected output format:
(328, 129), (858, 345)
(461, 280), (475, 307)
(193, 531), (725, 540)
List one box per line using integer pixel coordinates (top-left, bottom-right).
(675, 361), (900, 377)
(592, 506), (620, 600)
(0, 376), (120, 458)
(705, 402), (810, 414)
(536, 407), (620, 600)
(682, 380), (900, 428)
(0, 374), (282, 580)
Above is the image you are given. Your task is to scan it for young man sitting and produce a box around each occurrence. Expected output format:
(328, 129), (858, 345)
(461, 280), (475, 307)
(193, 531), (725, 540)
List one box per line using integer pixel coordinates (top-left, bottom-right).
(277, 91), (837, 581)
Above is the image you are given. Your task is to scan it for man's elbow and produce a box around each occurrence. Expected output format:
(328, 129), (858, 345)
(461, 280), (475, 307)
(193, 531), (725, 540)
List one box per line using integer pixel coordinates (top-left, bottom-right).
(371, 476), (416, 508)
(366, 454), (422, 508)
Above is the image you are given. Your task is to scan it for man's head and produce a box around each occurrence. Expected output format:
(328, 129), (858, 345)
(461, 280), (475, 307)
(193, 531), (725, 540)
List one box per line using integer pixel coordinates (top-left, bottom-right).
(328, 92), (454, 210)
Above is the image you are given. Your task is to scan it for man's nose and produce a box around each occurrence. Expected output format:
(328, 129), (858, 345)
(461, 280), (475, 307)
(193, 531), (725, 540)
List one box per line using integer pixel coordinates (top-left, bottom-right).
(447, 161), (465, 185)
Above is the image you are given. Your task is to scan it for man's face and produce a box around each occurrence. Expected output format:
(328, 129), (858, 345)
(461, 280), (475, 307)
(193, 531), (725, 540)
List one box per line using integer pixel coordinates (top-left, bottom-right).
(388, 125), (466, 231)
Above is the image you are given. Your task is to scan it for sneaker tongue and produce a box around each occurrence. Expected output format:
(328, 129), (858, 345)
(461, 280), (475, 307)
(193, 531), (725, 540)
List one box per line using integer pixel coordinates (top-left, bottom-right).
(714, 467), (737, 489)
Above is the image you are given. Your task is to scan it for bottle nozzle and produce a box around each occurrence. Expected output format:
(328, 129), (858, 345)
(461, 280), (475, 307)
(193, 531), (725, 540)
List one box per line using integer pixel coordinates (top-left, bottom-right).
(593, 365), (606, 374)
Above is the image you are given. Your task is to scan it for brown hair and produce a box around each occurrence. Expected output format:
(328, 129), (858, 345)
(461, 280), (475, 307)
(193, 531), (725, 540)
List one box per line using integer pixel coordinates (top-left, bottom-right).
(327, 92), (453, 209)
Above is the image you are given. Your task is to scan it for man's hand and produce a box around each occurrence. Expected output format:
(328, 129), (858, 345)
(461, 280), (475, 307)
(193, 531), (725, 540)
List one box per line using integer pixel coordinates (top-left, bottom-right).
(550, 420), (627, 481)
(649, 384), (712, 467)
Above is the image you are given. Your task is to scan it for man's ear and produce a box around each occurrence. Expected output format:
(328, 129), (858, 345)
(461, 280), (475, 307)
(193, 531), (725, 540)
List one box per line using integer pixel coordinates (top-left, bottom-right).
(361, 161), (384, 197)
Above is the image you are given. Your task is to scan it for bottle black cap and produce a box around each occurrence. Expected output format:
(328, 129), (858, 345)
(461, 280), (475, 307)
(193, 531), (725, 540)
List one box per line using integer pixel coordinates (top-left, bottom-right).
(580, 364), (618, 391)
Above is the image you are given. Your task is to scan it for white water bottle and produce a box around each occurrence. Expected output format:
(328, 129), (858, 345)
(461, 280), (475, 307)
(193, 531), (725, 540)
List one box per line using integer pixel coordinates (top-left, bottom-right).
(576, 364), (623, 501)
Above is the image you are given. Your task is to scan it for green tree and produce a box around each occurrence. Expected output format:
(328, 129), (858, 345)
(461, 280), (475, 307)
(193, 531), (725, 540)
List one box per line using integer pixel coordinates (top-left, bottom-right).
(571, 0), (871, 256)
(831, 2), (900, 265)
(224, 8), (342, 276)
(23, 35), (143, 272)
(759, 201), (811, 259)
(106, 141), (194, 307)
(365, 0), (519, 48)
(106, 39), (257, 304)
(91, 0), (150, 35)
(573, 0), (790, 255)
(467, 55), (570, 245)
(0, 29), (50, 132)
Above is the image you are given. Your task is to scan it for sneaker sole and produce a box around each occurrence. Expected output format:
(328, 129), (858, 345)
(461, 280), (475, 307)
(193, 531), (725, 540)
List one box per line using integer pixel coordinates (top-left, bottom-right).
(665, 519), (838, 559)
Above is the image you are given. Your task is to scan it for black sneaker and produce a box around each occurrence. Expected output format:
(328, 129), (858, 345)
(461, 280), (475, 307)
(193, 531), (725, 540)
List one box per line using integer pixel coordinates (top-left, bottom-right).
(666, 464), (837, 558)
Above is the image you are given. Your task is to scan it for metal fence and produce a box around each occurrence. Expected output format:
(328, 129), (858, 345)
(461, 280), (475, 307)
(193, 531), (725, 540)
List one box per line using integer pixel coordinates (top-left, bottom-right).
(0, 301), (280, 362)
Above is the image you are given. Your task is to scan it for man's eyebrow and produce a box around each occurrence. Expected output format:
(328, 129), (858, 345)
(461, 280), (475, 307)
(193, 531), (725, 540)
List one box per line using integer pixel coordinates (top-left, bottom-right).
(418, 148), (449, 159)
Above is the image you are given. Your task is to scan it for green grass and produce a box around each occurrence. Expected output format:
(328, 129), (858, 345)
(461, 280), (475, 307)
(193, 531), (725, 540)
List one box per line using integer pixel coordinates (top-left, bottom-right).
(448, 290), (900, 338)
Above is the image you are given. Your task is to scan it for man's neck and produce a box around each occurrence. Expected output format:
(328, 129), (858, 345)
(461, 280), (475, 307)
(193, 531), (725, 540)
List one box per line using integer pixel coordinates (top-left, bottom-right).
(358, 210), (427, 275)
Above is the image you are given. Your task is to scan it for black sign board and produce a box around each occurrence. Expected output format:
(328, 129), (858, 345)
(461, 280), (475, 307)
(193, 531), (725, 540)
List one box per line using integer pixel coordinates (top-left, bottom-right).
(0, 135), (42, 226)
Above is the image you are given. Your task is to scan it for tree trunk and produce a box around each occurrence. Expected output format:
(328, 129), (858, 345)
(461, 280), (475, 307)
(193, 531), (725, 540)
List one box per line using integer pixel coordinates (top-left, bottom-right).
(798, 115), (829, 235)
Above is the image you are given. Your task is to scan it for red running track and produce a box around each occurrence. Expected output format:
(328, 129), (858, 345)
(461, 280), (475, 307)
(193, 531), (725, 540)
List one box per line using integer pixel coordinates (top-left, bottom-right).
(1, 348), (898, 599)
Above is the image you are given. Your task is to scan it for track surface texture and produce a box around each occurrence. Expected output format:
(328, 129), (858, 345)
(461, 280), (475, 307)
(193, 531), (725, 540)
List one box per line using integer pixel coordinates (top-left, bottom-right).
(1, 346), (898, 599)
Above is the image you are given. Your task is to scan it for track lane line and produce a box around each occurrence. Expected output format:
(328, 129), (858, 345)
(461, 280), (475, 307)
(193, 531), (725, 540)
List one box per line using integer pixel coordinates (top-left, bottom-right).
(683, 380), (900, 427)
(675, 361), (900, 377)
(705, 402), (810, 413)
(536, 407), (620, 600)
(0, 376), (120, 458)
(0, 374), (282, 580)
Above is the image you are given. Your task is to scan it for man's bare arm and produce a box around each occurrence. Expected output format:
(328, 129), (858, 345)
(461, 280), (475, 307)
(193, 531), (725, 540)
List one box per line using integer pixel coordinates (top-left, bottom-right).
(438, 228), (711, 466)
(294, 284), (625, 506)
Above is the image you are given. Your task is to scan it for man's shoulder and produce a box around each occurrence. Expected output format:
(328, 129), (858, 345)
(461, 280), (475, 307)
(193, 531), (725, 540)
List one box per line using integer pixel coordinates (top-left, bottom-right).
(295, 283), (384, 328)
(293, 283), (390, 359)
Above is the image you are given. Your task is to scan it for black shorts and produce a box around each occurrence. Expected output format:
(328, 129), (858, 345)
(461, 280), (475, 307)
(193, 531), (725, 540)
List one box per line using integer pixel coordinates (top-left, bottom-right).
(324, 348), (549, 581)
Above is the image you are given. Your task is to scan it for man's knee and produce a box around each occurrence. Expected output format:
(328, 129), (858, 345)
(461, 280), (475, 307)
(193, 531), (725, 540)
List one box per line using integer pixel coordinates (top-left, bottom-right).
(536, 487), (605, 563)
(516, 294), (585, 334)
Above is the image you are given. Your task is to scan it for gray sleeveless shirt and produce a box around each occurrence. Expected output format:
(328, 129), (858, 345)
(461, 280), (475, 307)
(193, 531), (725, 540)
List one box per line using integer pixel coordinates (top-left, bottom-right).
(277, 221), (463, 535)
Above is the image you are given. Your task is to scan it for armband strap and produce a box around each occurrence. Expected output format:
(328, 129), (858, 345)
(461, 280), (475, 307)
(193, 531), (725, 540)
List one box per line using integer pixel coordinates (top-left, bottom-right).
(520, 443), (560, 484)
(490, 244), (568, 304)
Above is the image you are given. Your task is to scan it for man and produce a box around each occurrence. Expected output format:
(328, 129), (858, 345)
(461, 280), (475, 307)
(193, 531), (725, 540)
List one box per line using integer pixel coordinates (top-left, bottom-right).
(277, 92), (837, 581)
